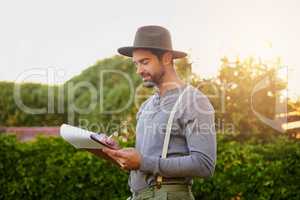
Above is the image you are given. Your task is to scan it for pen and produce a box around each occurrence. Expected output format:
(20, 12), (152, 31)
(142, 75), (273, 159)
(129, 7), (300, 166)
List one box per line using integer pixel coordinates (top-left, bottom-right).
(108, 134), (113, 139)
(108, 131), (118, 139)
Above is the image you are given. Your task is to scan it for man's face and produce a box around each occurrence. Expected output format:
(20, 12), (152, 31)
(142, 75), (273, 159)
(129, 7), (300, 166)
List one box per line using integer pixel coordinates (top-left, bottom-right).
(132, 49), (165, 88)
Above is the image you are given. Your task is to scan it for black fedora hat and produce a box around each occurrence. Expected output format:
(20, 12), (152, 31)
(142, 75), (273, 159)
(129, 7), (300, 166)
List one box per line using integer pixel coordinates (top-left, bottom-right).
(118, 25), (187, 59)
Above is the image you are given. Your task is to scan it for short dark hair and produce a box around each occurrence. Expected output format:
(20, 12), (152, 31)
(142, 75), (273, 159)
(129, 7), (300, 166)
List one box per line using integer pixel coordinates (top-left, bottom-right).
(147, 49), (174, 66)
(147, 48), (167, 60)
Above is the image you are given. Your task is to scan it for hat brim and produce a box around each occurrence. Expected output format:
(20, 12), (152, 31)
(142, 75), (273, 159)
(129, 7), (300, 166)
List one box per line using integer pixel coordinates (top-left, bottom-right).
(118, 46), (187, 59)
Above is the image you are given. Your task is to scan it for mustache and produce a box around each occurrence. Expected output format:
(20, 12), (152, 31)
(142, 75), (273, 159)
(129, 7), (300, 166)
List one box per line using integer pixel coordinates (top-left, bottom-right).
(140, 72), (152, 78)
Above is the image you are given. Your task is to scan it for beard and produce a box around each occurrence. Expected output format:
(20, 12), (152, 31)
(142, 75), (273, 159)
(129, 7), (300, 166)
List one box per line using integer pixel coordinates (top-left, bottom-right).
(143, 80), (156, 88)
(142, 68), (165, 88)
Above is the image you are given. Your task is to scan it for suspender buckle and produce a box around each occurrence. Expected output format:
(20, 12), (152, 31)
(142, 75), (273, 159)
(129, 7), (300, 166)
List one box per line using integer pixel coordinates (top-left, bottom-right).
(156, 176), (162, 189)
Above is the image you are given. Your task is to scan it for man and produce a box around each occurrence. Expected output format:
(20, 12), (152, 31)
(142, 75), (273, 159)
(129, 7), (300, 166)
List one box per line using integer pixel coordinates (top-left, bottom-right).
(94, 25), (216, 200)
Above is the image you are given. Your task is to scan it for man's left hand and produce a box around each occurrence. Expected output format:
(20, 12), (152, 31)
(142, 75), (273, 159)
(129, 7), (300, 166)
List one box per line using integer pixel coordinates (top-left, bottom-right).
(102, 147), (141, 170)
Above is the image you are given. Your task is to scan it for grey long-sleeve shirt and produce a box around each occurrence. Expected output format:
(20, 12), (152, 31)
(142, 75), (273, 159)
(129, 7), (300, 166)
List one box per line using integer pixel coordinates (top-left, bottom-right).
(129, 85), (217, 192)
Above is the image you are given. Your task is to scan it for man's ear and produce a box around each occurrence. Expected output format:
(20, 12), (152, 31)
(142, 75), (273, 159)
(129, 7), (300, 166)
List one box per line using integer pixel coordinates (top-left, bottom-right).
(162, 52), (173, 66)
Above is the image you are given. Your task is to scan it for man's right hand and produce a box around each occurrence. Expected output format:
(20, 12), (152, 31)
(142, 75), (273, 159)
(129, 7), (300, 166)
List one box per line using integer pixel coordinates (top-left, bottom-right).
(84, 134), (121, 167)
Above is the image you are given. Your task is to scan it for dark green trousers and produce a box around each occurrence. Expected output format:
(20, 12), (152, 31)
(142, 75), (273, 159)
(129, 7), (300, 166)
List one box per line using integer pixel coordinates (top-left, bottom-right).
(127, 185), (195, 200)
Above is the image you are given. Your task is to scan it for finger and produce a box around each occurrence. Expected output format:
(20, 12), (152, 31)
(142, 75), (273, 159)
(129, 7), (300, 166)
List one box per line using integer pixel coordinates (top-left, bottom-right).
(102, 148), (117, 157)
(103, 147), (116, 154)
(119, 162), (125, 168)
(103, 148), (123, 157)
(121, 165), (129, 172)
(99, 133), (108, 139)
(105, 152), (121, 163)
(112, 150), (128, 158)
(104, 138), (115, 146)
(116, 159), (126, 169)
(106, 138), (116, 145)
(98, 135), (108, 144)
(119, 162), (128, 171)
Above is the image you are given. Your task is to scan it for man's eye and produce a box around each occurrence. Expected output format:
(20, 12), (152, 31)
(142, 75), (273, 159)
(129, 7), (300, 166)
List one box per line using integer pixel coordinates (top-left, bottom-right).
(141, 61), (149, 65)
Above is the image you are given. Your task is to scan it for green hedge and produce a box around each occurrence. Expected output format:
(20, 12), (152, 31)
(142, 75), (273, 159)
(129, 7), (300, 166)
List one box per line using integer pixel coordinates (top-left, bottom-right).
(0, 134), (299, 200)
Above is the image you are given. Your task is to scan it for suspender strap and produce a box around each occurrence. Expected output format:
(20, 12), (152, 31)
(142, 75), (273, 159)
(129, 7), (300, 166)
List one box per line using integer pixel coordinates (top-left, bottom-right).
(156, 86), (190, 189)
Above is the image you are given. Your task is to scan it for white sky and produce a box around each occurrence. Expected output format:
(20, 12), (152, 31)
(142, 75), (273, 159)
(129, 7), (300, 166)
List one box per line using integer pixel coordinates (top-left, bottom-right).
(0, 0), (299, 98)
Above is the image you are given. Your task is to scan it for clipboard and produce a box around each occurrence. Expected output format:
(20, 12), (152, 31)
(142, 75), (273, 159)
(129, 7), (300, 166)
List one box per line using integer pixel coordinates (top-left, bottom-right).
(60, 124), (114, 149)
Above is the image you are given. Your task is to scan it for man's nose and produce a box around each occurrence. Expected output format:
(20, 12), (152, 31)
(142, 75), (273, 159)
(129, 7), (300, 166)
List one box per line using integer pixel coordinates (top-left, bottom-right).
(136, 65), (144, 75)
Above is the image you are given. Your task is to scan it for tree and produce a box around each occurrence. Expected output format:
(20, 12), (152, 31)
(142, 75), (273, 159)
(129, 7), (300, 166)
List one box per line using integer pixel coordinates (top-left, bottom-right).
(216, 56), (287, 138)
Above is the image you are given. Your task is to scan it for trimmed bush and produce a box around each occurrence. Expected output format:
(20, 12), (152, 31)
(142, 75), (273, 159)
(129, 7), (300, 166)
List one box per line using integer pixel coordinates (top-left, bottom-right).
(0, 134), (299, 200)
(0, 135), (129, 200)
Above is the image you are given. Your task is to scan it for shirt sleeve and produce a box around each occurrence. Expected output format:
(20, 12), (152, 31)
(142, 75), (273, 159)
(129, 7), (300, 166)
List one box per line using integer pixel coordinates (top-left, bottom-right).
(139, 92), (217, 178)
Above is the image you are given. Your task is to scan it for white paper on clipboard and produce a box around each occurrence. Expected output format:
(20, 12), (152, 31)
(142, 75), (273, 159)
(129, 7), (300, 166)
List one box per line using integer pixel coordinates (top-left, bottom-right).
(60, 124), (106, 149)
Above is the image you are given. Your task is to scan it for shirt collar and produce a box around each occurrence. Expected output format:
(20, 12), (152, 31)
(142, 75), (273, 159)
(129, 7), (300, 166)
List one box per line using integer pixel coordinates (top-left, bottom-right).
(154, 84), (188, 98)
